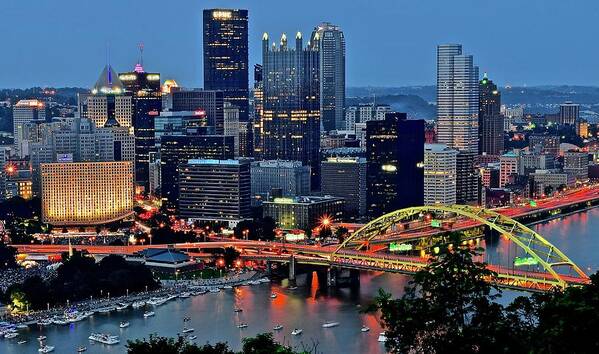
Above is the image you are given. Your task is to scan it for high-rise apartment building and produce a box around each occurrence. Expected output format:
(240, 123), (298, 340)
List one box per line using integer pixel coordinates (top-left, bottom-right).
(366, 113), (424, 217)
(479, 74), (504, 156)
(437, 44), (479, 153)
(559, 101), (579, 125)
(13, 99), (46, 157)
(203, 9), (249, 122)
(424, 144), (457, 206)
(321, 157), (367, 217)
(178, 159), (251, 225)
(261, 32), (320, 188)
(311, 23), (345, 132)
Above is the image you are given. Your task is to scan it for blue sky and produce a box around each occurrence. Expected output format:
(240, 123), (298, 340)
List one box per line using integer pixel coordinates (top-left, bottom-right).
(2, 0), (598, 88)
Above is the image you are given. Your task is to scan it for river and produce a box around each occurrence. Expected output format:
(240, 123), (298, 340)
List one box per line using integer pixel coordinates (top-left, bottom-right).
(3, 208), (599, 354)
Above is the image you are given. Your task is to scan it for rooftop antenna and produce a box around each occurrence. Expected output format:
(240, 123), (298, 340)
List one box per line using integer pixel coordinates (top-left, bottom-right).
(106, 42), (112, 85)
(138, 42), (144, 67)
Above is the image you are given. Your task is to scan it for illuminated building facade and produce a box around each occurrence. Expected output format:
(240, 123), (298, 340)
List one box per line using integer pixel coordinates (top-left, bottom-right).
(261, 32), (320, 188)
(3, 158), (33, 200)
(366, 113), (424, 218)
(178, 159), (251, 226)
(250, 160), (311, 205)
(478, 73), (504, 156)
(13, 99), (46, 157)
(559, 101), (579, 125)
(41, 161), (134, 225)
(263, 196), (345, 231)
(321, 157), (367, 217)
(203, 9), (249, 122)
(223, 102), (240, 156)
(310, 23), (345, 132)
(169, 90), (224, 134)
(88, 65), (133, 128)
(424, 144), (457, 206)
(119, 60), (162, 190)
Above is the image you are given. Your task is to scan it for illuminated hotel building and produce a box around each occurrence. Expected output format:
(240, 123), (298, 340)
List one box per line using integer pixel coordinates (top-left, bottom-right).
(203, 9), (249, 122)
(424, 144), (457, 206)
(87, 65), (133, 128)
(13, 99), (46, 157)
(366, 113), (424, 218)
(261, 32), (320, 188)
(41, 161), (134, 225)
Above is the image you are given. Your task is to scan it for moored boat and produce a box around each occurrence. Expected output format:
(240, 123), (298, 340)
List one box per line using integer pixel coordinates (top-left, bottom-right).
(378, 332), (387, 342)
(88, 332), (119, 345)
(143, 311), (155, 318)
(236, 323), (248, 329)
(361, 326), (370, 332)
(291, 328), (303, 336)
(273, 324), (283, 331)
(322, 321), (340, 328)
(119, 321), (130, 328)
(38, 345), (55, 353)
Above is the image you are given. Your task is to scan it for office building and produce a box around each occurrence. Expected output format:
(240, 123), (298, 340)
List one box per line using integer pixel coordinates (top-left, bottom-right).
(456, 151), (478, 204)
(252, 64), (264, 156)
(41, 161), (134, 225)
(250, 160), (311, 205)
(563, 150), (588, 180)
(519, 152), (555, 176)
(479, 74), (504, 155)
(13, 99), (46, 157)
(345, 103), (391, 131)
(159, 135), (234, 209)
(501, 105), (524, 131)
(321, 157), (367, 217)
(499, 152), (519, 188)
(559, 101), (579, 125)
(238, 121), (253, 157)
(529, 170), (574, 197)
(437, 44), (479, 152)
(311, 23), (345, 131)
(223, 102), (240, 156)
(169, 89), (224, 134)
(576, 120), (589, 138)
(203, 9), (249, 122)
(178, 159), (251, 226)
(263, 196), (345, 230)
(154, 110), (209, 144)
(88, 65), (133, 128)
(424, 144), (457, 206)
(366, 112), (424, 217)
(529, 135), (560, 157)
(261, 32), (320, 188)
(3, 158), (33, 200)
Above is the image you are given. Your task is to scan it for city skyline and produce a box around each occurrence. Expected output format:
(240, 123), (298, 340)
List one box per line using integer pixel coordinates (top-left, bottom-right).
(2, 0), (599, 88)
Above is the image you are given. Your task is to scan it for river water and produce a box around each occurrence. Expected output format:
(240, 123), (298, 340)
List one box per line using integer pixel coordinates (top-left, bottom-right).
(3, 208), (599, 354)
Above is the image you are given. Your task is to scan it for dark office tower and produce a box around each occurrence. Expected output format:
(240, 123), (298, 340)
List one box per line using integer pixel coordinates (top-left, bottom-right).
(456, 151), (478, 204)
(261, 32), (320, 189)
(478, 73), (504, 156)
(171, 90), (224, 134)
(252, 64), (264, 157)
(366, 113), (424, 218)
(203, 9), (249, 122)
(119, 53), (162, 191)
(159, 135), (234, 210)
(310, 23), (345, 132)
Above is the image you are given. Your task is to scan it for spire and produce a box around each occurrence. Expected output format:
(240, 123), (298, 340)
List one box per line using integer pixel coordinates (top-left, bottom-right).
(92, 65), (124, 95)
(134, 42), (145, 73)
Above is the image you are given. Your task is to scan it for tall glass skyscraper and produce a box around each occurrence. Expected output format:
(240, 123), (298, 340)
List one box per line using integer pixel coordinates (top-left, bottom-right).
(310, 23), (345, 132)
(203, 9), (249, 122)
(260, 32), (321, 189)
(437, 44), (479, 153)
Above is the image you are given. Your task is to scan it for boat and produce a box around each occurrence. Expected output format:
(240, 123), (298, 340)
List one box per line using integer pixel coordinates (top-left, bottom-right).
(183, 317), (191, 322)
(273, 324), (283, 331)
(188, 335), (197, 340)
(361, 326), (370, 332)
(96, 306), (115, 314)
(233, 308), (243, 313)
(147, 297), (167, 306)
(5, 332), (18, 338)
(52, 317), (69, 325)
(291, 328), (303, 336)
(37, 335), (47, 341)
(209, 288), (220, 293)
(143, 311), (155, 318)
(37, 319), (53, 326)
(16, 324), (29, 329)
(88, 333), (120, 345)
(236, 323), (248, 329)
(131, 300), (146, 309)
(198, 289), (208, 295)
(182, 327), (194, 333)
(38, 345), (55, 353)
(378, 332), (387, 342)
(77, 346), (87, 352)
(179, 292), (191, 298)
(223, 285), (233, 289)
(119, 321), (130, 328)
(66, 311), (87, 323)
(116, 302), (130, 311)
(18, 340), (27, 344)
(288, 286), (298, 290)
(270, 293), (277, 299)
(322, 321), (340, 328)
(259, 278), (271, 283)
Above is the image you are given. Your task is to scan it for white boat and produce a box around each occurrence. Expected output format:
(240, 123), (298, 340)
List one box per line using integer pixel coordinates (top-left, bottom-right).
(361, 326), (370, 332)
(52, 317), (69, 325)
(209, 288), (220, 293)
(96, 306), (115, 314)
(273, 324), (283, 331)
(37, 335), (47, 341)
(288, 286), (298, 290)
(378, 332), (387, 342)
(16, 324), (29, 329)
(5, 332), (18, 339)
(270, 293), (277, 299)
(147, 297), (167, 306)
(166, 294), (178, 301)
(291, 328), (303, 336)
(77, 346), (87, 352)
(18, 340), (27, 344)
(322, 321), (340, 328)
(88, 333), (120, 345)
(116, 302), (130, 311)
(259, 278), (271, 283)
(143, 311), (155, 318)
(179, 292), (191, 298)
(119, 321), (130, 328)
(182, 327), (194, 333)
(236, 323), (248, 329)
(223, 285), (233, 289)
(188, 335), (197, 340)
(37, 319), (53, 326)
(38, 345), (55, 353)
(131, 300), (146, 309)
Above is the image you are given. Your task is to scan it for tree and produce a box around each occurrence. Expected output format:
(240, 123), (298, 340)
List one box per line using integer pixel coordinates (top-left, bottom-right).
(334, 226), (348, 242)
(241, 333), (296, 354)
(0, 242), (17, 269)
(260, 217), (277, 241)
(222, 247), (240, 268)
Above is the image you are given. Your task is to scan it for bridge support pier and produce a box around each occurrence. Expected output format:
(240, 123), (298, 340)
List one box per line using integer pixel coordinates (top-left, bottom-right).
(327, 267), (337, 287)
(288, 255), (296, 286)
(327, 268), (360, 288)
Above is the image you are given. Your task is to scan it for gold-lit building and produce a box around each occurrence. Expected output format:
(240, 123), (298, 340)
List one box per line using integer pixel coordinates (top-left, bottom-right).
(41, 161), (134, 225)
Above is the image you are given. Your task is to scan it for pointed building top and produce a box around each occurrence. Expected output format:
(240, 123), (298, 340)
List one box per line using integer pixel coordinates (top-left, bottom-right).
(91, 65), (124, 95)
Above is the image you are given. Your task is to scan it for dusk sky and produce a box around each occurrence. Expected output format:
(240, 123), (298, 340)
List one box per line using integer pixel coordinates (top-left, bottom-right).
(2, 0), (598, 89)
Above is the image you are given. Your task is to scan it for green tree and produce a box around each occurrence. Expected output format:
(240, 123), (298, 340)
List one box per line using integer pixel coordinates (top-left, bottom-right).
(241, 333), (296, 354)
(222, 247), (240, 268)
(0, 242), (18, 269)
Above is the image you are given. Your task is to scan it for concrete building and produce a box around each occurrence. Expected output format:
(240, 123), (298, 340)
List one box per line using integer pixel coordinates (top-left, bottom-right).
(559, 101), (579, 125)
(223, 102), (240, 156)
(3, 158), (33, 200)
(41, 161), (134, 225)
(529, 170), (574, 197)
(263, 196), (345, 230)
(529, 135), (560, 157)
(563, 151), (588, 180)
(321, 157), (367, 217)
(13, 99), (46, 157)
(500, 152), (519, 188)
(250, 160), (311, 205)
(88, 65), (133, 128)
(424, 144), (457, 206)
(344, 104), (391, 131)
(178, 159), (251, 226)
(519, 152), (555, 176)
(168, 89), (225, 134)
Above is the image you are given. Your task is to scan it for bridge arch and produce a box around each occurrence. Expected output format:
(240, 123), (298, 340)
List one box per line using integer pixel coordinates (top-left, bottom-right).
(334, 205), (589, 288)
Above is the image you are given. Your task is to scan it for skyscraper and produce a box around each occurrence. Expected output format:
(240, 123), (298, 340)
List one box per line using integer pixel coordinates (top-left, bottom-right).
(311, 23), (345, 132)
(559, 101), (579, 125)
(437, 44), (479, 153)
(321, 157), (367, 217)
(366, 113), (424, 217)
(169, 89), (224, 134)
(119, 51), (162, 190)
(203, 9), (249, 122)
(88, 65), (133, 128)
(424, 144), (457, 206)
(478, 73), (504, 155)
(261, 32), (320, 188)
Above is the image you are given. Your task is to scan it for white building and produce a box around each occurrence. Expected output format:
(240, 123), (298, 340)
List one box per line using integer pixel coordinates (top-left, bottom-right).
(345, 103), (391, 131)
(13, 99), (46, 157)
(424, 144), (457, 206)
